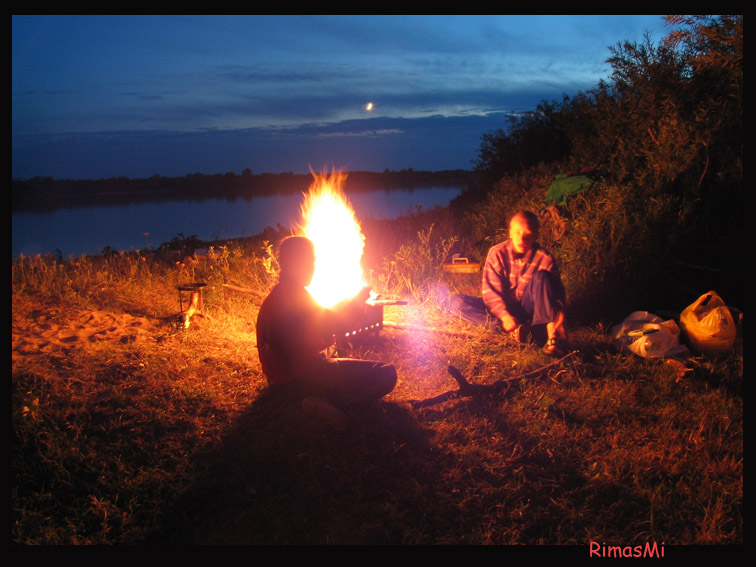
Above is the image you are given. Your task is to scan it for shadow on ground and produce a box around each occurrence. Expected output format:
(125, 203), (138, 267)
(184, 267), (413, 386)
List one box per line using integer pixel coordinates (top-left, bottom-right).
(147, 391), (456, 545)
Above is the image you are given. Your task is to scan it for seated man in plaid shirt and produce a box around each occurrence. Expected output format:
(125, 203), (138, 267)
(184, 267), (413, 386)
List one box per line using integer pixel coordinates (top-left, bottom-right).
(450, 210), (568, 356)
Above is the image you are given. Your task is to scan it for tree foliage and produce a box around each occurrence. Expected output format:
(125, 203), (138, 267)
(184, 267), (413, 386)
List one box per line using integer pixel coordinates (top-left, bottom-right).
(468, 15), (743, 317)
(474, 100), (571, 186)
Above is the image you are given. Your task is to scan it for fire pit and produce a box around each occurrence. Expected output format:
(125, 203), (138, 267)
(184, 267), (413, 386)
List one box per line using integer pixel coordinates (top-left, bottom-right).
(290, 170), (408, 349)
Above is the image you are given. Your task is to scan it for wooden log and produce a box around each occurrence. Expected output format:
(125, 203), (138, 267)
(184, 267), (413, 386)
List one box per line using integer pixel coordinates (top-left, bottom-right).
(222, 283), (266, 297)
(382, 321), (481, 339)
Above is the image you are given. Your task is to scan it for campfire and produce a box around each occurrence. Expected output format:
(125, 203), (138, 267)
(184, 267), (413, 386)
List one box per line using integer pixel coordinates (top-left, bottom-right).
(294, 171), (399, 344)
(296, 171), (366, 309)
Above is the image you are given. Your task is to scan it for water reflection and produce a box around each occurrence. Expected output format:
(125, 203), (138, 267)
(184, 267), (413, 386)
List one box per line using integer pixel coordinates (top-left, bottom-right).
(12, 186), (461, 258)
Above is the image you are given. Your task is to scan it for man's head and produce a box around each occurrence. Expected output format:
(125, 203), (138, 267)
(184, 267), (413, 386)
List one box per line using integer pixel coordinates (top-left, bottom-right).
(508, 210), (540, 254)
(278, 235), (316, 286)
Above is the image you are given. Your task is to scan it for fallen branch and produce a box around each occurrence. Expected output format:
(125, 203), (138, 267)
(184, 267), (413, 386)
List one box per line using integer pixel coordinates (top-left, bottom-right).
(410, 350), (577, 409)
(223, 283), (266, 297)
(382, 321), (483, 339)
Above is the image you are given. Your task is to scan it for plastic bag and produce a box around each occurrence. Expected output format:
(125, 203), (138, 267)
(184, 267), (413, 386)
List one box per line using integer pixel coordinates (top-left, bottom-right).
(679, 291), (736, 355)
(611, 311), (690, 359)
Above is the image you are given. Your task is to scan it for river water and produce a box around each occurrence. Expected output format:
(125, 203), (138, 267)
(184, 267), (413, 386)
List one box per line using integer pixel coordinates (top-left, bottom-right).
(12, 185), (462, 258)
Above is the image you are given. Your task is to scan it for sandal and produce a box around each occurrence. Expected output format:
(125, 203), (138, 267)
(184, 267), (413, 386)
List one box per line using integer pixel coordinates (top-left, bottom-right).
(543, 337), (566, 357)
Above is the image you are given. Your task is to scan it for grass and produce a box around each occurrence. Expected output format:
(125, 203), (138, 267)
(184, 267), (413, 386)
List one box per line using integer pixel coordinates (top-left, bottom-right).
(11, 209), (743, 546)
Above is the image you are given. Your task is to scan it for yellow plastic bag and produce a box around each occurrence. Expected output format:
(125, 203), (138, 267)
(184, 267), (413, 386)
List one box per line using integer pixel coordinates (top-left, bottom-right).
(679, 291), (736, 355)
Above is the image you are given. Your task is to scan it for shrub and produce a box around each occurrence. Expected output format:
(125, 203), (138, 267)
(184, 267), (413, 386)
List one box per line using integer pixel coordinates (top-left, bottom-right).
(466, 16), (743, 318)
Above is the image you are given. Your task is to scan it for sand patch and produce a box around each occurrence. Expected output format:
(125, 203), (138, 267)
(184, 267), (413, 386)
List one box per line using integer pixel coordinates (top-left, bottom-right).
(12, 304), (164, 358)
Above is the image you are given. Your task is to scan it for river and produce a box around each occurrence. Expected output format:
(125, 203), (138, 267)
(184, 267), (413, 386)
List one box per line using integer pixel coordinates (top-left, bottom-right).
(12, 185), (462, 258)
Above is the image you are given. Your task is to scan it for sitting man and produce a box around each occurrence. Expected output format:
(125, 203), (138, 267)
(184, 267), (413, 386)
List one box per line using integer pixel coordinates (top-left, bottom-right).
(256, 235), (397, 420)
(450, 210), (568, 356)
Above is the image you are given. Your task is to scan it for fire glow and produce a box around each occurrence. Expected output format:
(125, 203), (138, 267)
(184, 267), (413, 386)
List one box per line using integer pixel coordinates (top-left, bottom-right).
(296, 171), (367, 308)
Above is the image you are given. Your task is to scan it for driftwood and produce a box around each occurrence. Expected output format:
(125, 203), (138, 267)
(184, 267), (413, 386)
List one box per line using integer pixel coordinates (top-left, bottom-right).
(410, 351), (577, 409)
(222, 283), (266, 297)
(382, 321), (482, 339)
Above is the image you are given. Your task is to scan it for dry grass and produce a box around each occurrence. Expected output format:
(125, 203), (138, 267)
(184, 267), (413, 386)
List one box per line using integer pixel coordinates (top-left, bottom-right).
(11, 215), (743, 547)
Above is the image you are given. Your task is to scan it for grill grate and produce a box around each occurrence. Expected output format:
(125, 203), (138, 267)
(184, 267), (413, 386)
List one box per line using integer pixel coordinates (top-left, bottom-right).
(332, 299), (406, 349)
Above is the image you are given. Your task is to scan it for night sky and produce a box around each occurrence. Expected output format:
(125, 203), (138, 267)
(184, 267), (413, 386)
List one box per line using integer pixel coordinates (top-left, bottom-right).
(12, 15), (671, 180)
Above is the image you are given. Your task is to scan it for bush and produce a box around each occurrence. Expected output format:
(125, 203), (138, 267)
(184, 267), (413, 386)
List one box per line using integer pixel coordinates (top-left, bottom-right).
(466, 16), (743, 319)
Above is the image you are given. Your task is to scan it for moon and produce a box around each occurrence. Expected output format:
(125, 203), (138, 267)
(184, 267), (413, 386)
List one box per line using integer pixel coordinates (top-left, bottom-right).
(365, 102), (374, 111)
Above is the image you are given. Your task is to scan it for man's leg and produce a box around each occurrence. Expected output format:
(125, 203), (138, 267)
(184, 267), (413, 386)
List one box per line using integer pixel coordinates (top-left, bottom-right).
(521, 270), (567, 345)
(305, 358), (397, 407)
(547, 310), (567, 342)
(449, 294), (502, 330)
(331, 359), (397, 405)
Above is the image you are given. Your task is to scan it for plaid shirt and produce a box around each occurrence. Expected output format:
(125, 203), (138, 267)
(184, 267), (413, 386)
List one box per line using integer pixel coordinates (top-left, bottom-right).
(481, 240), (560, 321)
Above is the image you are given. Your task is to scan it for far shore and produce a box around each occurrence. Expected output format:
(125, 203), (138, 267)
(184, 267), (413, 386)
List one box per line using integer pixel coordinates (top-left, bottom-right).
(12, 168), (475, 214)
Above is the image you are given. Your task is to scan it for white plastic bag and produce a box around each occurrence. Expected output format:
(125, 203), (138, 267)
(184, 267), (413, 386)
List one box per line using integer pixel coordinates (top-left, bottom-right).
(611, 311), (690, 359)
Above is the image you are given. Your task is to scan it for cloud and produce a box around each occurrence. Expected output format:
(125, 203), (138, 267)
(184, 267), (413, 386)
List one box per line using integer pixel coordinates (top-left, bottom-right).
(315, 129), (404, 139)
(12, 113), (516, 179)
(13, 15), (673, 179)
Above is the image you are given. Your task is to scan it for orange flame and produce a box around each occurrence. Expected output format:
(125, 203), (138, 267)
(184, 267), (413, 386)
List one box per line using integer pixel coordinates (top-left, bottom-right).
(295, 171), (366, 308)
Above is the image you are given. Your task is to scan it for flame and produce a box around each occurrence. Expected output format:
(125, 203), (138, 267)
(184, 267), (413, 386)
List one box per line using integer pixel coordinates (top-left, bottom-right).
(295, 171), (366, 308)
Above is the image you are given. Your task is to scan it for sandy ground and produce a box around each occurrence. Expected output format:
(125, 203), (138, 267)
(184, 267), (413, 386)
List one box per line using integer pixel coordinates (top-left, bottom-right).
(11, 298), (165, 362)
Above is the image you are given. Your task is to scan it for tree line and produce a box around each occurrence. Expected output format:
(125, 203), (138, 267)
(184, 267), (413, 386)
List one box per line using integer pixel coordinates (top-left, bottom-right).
(12, 169), (473, 213)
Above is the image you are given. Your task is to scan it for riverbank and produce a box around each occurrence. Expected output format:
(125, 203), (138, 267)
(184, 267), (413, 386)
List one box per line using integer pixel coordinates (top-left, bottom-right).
(12, 212), (743, 545)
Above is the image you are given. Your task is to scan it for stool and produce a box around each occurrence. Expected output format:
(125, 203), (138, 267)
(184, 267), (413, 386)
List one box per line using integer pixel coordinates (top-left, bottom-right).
(177, 282), (207, 315)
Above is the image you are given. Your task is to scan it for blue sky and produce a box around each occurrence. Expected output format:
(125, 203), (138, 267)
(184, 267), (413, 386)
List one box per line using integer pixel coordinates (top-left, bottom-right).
(12, 15), (671, 180)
